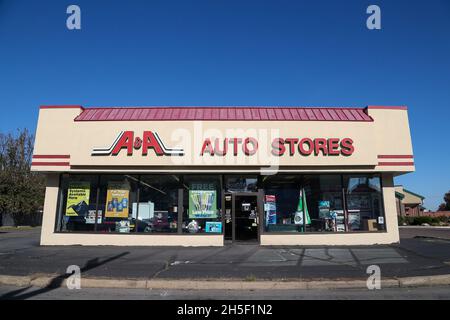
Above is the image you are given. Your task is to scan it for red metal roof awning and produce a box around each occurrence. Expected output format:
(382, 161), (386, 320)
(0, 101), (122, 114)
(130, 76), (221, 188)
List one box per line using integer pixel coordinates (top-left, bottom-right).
(73, 106), (374, 122)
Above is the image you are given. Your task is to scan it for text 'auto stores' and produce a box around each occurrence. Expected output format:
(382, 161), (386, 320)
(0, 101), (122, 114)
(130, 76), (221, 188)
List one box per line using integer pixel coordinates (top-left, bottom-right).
(31, 105), (415, 246)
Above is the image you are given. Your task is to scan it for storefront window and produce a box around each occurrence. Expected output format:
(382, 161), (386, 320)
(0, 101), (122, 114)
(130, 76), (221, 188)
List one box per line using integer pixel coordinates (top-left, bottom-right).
(58, 174), (99, 232)
(262, 174), (385, 233)
(56, 173), (385, 236)
(96, 175), (139, 233)
(136, 175), (180, 233)
(343, 175), (385, 231)
(262, 175), (303, 232)
(302, 175), (344, 232)
(182, 175), (222, 234)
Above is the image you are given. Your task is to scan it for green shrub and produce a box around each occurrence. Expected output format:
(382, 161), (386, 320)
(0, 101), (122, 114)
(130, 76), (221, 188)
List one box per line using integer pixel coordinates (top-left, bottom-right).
(410, 216), (439, 225)
(398, 216), (415, 225)
(436, 215), (450, 223)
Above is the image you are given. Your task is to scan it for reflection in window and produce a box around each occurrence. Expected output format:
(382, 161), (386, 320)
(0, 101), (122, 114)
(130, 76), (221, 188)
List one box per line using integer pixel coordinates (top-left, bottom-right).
(136, 175), (180, 233)
(225, 175), (258, 193)
(302, 175), (344, 232)
(344, 175), (384, 231)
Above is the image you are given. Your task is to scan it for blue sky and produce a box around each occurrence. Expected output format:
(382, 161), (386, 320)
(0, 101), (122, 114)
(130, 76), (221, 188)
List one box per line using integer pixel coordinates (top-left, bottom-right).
(0, 0), (449, 209)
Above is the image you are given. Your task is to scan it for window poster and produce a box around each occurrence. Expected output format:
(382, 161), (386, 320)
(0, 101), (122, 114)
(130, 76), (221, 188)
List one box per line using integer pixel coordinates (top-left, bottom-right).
(188, 190), (217, 219)
(348, 210), (361, 230)
(85, 210), (102, 224)
(65, 181), (91, 217)
(318, 200), (330, 218)
(264, 195), (277, 226)
(105, 181), (130, 218)
(205, 221), (222, 233)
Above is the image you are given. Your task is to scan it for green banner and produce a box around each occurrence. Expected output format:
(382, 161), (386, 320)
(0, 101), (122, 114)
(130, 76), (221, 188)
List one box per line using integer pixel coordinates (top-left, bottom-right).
(296, 188), (311, 226)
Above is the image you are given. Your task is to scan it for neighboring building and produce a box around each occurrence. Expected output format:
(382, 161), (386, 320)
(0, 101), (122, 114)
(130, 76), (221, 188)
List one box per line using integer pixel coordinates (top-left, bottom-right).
(31, 105), (415, 246)
(395, 186), (425, 217)
(421, 211), (450, 218)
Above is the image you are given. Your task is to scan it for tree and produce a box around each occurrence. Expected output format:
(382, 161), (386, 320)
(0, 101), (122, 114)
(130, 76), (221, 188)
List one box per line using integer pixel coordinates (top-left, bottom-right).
(437, 191), (450, 211)
(0, 129), (45, 226)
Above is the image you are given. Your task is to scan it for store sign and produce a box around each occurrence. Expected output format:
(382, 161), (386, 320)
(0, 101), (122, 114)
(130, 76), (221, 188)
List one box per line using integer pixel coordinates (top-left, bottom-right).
(200, 137), (354, 157)
(91, 131), (184, 156)
(91, 131), (354, 158)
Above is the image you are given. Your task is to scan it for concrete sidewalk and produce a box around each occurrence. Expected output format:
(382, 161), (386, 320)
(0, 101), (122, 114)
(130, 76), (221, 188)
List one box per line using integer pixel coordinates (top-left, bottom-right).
(1, 228), (450, 288)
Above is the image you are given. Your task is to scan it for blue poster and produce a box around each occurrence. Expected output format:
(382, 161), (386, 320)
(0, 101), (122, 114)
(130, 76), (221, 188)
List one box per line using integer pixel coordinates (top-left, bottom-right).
(205, 221), (222, 233)
(265, 195), (277, 226)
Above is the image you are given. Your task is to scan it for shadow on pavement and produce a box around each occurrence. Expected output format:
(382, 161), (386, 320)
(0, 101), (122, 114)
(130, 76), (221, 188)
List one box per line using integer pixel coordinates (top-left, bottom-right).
(0, 251), (129, 300)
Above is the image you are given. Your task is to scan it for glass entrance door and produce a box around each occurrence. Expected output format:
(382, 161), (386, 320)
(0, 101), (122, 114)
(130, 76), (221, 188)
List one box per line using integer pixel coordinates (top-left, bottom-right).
(233, 194), (259, 242)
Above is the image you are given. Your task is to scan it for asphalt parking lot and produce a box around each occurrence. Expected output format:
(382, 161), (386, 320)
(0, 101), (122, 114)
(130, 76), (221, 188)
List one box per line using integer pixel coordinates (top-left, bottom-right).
(1, 227), (450, 281)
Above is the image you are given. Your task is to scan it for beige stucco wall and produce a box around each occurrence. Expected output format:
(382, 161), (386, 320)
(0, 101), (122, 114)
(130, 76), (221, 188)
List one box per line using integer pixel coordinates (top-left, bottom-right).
(42, 233), (224, 247)
(369, 109), (414, 158)
(31, 106), (414, 173)
(40, 173), (60, 245)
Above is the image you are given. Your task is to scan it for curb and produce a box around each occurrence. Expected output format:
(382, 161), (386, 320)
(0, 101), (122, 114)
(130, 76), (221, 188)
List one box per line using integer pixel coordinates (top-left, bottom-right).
(1, 274), (450, 290)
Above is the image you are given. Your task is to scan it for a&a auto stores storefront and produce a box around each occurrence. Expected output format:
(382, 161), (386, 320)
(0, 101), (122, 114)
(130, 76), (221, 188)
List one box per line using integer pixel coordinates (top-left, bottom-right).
(31, 105), (415, 246)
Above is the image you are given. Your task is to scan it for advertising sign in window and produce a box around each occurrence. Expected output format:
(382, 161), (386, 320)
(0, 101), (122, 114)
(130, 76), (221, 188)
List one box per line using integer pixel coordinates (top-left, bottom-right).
(105, 181), (130, 218)
(264, 195), (277, 226)
(205, 221), (222, 233)
(65, 181), (90, 217)
(188, 190), (217, 219)
(85, 210), (102, 224)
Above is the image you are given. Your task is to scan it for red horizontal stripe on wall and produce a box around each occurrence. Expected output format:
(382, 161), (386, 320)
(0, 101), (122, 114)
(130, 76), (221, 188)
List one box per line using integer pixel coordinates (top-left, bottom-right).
(31, 162), (70, 166)
(377, 155), (414, 159)
(378, 162), (415, 166)
(32, 155), (71, 159)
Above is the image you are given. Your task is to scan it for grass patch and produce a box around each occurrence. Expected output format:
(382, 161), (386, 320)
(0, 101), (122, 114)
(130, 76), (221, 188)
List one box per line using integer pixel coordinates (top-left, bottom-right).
(245, 274), (257, 282)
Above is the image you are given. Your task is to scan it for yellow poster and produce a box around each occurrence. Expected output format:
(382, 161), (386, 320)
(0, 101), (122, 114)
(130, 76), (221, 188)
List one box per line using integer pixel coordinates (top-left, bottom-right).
(105, 181), (130, 218)
(65, 181), (90, 216)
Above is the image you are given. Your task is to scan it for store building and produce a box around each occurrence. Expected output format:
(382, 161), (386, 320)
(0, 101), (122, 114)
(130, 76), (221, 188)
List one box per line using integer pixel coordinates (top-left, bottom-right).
(31, 105), (414, 246)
